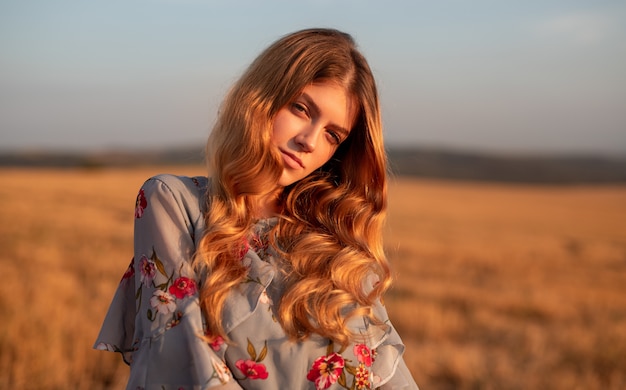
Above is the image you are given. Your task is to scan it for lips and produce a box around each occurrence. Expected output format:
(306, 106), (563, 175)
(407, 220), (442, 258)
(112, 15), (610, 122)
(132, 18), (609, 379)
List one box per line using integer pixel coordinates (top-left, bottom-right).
(279, 149), (304, 169)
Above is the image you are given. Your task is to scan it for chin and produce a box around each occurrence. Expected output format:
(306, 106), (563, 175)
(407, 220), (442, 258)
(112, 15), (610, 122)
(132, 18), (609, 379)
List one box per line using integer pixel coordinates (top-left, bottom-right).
(277, 179), (296, 187)
(277, 174), (302, 187)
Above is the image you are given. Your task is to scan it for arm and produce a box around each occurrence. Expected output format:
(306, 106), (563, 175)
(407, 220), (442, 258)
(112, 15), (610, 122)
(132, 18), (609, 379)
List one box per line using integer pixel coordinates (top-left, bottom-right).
(97, 175), (242, 389)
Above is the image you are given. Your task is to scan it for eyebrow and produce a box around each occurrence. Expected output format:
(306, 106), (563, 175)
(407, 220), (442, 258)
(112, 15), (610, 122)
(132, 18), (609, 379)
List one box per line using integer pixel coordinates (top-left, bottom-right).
(300, 92), (351, 139)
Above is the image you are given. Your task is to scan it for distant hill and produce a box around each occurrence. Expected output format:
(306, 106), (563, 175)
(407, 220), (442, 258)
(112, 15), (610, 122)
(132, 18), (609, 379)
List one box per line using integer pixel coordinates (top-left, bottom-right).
(388, 147), (626, 184)
(0, 147), (204, 168)
(1, 146), (625, 184)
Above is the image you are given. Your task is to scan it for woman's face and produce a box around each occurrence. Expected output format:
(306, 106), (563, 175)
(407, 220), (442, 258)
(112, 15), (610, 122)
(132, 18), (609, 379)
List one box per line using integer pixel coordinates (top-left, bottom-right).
(271, 82), (356, 187)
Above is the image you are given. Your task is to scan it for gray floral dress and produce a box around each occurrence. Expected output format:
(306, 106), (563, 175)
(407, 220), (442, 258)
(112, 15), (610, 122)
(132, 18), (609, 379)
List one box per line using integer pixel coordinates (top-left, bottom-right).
(94, 174), (418, 390)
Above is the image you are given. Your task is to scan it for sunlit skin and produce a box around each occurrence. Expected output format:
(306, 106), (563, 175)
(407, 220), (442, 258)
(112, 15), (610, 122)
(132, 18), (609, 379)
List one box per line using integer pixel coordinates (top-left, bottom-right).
(258, 82), (357, 216)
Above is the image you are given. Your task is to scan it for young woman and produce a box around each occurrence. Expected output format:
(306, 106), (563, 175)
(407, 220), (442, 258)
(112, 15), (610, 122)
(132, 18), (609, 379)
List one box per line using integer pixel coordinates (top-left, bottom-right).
(95, 28), (418, 390)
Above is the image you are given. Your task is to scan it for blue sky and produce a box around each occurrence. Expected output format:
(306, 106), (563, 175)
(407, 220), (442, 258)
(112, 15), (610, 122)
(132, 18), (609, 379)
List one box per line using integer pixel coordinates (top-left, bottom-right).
(1, 0), (625, 154)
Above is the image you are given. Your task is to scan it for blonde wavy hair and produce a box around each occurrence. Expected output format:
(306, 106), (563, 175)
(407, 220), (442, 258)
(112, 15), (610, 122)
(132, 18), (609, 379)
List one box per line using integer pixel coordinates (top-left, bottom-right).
(195, 28), (391, 347)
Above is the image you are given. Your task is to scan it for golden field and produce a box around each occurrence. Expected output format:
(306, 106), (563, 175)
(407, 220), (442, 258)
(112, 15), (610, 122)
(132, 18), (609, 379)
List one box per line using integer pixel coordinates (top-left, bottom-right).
(0, 166), (625, 389)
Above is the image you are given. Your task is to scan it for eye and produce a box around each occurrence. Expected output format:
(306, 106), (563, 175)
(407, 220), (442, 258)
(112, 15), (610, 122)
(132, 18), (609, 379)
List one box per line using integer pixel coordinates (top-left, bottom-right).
(326, 130), (341, 145)
(291, 102), (308, 116)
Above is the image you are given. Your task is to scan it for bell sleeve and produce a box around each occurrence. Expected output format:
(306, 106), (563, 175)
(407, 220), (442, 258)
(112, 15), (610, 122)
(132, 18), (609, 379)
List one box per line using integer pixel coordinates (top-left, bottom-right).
(94, 174), (242, 390)
(345, 274), (420, 390)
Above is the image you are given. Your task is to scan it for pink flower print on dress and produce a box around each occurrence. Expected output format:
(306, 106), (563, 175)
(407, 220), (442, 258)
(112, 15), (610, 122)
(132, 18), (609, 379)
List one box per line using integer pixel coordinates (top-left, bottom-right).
(355, 364), (371, 389)
(139, 255), (156, 286)
(150, 290), (176, 315)
(354, 344), (373, 367)
(209, 335), (225, 351)
(211, 356), (232, 384)
(120, 258), (135, 282)
(135, 189), (147, 218)
(166, 311), (183, 330)
(307, 352), (345, 390)
(237, 237), (250, 260)
(169, 276), (197, 299)
(235, 359), (269, 380)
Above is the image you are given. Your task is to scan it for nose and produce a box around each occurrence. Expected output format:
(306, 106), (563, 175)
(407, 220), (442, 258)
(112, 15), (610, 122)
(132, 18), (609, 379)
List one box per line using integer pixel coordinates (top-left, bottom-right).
(294, 125), (320, 152)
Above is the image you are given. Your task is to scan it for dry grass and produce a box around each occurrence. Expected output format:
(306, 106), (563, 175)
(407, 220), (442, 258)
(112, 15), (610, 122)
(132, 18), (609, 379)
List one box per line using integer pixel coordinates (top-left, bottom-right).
(0, 167), (625, 389)
(0, 166), (204, 389)
(385, 178), (626, 389)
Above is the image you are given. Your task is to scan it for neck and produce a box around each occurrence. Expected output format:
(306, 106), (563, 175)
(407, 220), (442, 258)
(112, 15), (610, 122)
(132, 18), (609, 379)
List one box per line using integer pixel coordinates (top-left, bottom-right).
(255, 188), (282, 218)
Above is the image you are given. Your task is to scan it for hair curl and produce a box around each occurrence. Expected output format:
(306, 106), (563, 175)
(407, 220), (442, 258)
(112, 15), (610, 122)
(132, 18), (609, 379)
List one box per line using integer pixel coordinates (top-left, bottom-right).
(194, 28), (391, 347)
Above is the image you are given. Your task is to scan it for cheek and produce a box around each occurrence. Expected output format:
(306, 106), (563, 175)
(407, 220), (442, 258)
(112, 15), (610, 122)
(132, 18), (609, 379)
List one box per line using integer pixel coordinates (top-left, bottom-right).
(315, 148), (336, 168)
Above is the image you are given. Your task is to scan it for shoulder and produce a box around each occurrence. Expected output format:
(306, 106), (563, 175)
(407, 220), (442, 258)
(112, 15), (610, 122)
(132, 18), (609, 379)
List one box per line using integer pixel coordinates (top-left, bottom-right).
(141, 174), (208, 203)
(144, 173), (208, 194)
(137, 174), (209, 221)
